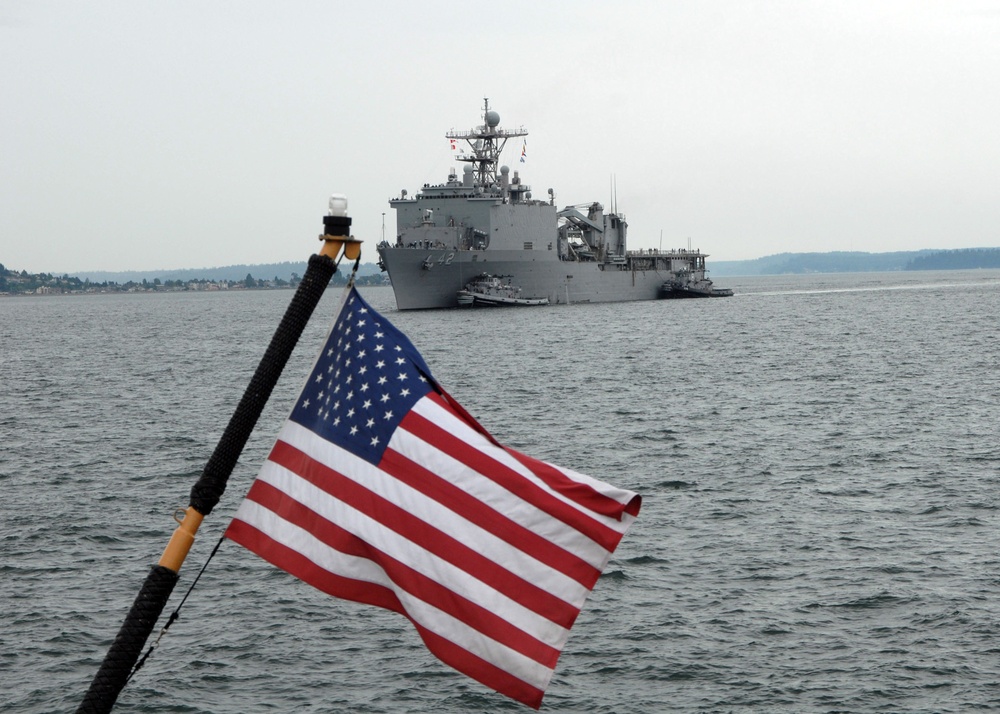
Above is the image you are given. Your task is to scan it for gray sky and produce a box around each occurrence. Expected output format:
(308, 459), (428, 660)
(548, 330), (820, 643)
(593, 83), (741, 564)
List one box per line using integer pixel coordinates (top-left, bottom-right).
(3, 1), (999, 273)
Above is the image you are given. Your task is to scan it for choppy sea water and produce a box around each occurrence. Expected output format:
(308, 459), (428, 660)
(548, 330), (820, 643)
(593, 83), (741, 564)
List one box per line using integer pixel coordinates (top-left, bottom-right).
(3, 270), (1000, 713)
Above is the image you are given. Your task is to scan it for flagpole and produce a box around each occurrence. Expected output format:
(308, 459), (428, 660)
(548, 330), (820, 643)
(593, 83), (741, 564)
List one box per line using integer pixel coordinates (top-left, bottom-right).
(76, 196), (362, 714)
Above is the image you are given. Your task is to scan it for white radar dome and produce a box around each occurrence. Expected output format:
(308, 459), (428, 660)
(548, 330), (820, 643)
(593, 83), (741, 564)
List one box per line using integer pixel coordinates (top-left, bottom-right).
(485, 110), (500, 127)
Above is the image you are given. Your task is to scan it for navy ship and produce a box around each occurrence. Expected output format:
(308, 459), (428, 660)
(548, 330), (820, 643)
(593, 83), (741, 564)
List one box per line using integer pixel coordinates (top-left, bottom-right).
(376, 100), (731, 309)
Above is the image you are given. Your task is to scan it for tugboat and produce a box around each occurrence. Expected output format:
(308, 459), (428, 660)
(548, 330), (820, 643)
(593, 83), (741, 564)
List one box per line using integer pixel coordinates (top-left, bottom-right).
(658, 265), (735, 298)
(457, 274), (550, 307)
(376, 99), (732, 309)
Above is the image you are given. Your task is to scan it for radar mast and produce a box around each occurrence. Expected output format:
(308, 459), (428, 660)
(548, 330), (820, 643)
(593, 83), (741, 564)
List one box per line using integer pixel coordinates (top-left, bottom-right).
(446, 98), (527, 187)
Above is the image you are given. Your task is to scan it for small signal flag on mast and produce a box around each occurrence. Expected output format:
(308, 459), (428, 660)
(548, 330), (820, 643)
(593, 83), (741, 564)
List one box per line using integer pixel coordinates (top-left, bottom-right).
(225, 286), (640, 708)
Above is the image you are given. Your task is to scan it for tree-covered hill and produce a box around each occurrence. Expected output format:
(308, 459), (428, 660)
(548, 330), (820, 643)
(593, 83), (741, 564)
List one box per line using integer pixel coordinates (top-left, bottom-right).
(904, 248), (1000, 271)
(710, 248), (1000, 275)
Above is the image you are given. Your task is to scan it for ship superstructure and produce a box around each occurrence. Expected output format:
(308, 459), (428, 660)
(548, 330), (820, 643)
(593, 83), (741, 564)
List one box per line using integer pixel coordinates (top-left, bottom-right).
(377, 99), (730, 309)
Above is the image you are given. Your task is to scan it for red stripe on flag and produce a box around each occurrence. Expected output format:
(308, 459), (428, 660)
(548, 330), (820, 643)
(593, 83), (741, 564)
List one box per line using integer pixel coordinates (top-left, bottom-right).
(506, 447), (643, 519)
(226, 518), (548, 709)
(415, 624), (547, 709)
(226, 519), (403, 612)
(378, 446), (602, 588)
(268, 440), (579, 628)
(402, 405), (627, 552)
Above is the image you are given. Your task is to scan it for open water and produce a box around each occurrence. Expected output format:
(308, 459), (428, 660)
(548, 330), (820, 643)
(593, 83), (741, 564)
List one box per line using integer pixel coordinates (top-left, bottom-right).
(3, 270), (1000, 713)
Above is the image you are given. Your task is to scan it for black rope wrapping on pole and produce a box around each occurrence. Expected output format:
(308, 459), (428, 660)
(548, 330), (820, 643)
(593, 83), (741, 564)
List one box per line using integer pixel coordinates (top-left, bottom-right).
(76, 566), (178, 714)
(190, 252), (337, 515)
(77, 252), (338, 714)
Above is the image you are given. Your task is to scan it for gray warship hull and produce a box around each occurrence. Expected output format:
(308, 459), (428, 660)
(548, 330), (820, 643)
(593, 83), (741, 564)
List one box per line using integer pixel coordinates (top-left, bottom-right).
(380, 248), (670, 310)
(376, 99), (730, 310)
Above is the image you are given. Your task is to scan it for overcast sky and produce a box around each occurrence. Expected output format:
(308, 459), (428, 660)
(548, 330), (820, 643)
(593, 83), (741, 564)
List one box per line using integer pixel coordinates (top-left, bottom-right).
(3, 1), (999, 273)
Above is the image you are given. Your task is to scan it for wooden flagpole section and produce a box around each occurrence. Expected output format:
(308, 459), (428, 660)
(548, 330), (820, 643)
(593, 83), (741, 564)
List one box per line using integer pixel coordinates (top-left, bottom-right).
(76, 203), (361, 714)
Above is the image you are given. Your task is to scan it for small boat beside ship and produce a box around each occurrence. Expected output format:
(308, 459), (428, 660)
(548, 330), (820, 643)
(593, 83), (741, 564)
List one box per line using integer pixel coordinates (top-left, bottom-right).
(457, 274), (549, 307)
(659, 265), (735, 298)
(376, 99), (732, 309)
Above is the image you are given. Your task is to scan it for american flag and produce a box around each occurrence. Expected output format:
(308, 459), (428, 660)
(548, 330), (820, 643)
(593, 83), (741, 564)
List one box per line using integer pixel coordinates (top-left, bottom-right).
(226, 286), (640, 708)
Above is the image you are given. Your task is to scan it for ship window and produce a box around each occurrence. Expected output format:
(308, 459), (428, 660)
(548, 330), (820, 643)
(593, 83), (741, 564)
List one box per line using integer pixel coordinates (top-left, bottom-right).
(523, 242), (533, 250)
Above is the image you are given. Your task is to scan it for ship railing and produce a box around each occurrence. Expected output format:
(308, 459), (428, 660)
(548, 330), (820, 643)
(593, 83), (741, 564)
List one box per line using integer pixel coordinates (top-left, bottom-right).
(626, 248), (703, 257)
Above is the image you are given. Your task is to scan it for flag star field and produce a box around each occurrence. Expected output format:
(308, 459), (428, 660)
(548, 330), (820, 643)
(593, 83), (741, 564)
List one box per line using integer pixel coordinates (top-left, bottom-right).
(289, 292), (433, 465)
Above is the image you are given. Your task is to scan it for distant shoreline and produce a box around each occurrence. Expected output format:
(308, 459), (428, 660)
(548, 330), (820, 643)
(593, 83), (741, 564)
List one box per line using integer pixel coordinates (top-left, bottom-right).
(4, 247), (999, 295)
(0, 270), (387, 297)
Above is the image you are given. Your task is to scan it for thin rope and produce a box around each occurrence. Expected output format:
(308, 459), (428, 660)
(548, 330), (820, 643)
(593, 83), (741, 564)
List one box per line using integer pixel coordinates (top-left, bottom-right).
(347, 255), (361, 287)
(126, 532), (227, 682)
